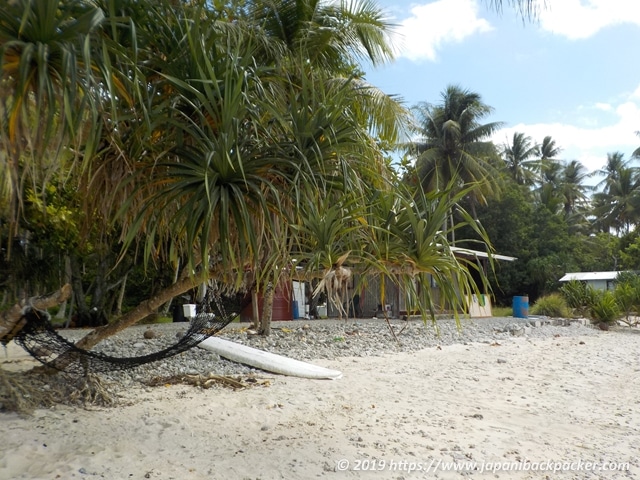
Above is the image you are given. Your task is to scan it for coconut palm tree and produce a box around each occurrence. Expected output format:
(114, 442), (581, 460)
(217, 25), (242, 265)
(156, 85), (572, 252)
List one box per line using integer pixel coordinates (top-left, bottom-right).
(592, 166), (640, 235)
(560, 160), (591, 216)
(539, 135), (561, 161)
(537, 135), (562, 191)
(633, 131), (640, 159)
(591, 152), (632, 191)
(557, 159), (592, 234)
(408, 84), (503, 220)
(590, 152), (640, 235)
(249, 0), (396, 72)
(501, 131), (540, 186)
(534, 156), (590, 230)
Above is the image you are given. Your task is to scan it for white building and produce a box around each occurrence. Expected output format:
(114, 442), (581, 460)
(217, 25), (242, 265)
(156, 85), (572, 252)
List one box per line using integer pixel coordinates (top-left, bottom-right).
(558, 271), (622, 291)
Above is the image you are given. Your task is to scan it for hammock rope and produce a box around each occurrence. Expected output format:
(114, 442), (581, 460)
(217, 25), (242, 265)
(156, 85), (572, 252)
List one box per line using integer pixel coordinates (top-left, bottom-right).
(13, 291), (247, 376)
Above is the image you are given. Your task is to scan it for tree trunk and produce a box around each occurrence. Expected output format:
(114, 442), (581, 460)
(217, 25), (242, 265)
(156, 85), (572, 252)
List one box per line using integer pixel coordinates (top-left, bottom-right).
(115, 272), (128, 316)
(0, 284), (72, 344)
(69, 253), (89, 323)
(90, 254), (109, 312)
(74, 272), (206, 351)
(161, 261), (181, 315)
(55, 256), (71, 320)
(251, 290), (259, 330)
(260, 283), (274, 336)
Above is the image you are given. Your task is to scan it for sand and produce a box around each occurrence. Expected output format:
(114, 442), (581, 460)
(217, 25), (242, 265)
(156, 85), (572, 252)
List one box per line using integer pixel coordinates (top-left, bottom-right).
(1, 329), (638, 479)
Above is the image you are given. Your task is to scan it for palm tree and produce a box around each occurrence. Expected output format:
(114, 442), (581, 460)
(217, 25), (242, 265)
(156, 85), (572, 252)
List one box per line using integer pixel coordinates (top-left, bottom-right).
(590, 152), (640, 235)
(0, 0), (496, 350)
(534, 156), (590, 230)
(250, 0), (396, 72)
(485, 0), (541, 15)
(539, 135), (561, 161)
(501, 131), (540, 186)
(633, 131), (640, 158)
(0, 0), (105, 242)
(557, 160), (592, 234)
(593, 167), (640, 235)
(560, 160), (591, 216)
(591, 151), (632, 191)
(409, 84), (503, 218)
(77, 0), (407, 341)
(537, 135), (563, 196)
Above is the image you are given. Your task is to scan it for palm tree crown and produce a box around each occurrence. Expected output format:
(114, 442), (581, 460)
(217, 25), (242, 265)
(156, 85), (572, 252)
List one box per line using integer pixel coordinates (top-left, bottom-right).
(501, 131), (540, 186)
(408, 84), (503, 204)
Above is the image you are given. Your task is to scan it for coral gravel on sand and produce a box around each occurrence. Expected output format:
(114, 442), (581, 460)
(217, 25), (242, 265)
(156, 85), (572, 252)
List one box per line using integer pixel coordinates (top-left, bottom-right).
(56, 316), (599, 386)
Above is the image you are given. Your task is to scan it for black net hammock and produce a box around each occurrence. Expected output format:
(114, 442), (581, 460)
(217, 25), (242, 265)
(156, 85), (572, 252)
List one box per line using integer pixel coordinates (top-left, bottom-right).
(11, 290), (250, 376)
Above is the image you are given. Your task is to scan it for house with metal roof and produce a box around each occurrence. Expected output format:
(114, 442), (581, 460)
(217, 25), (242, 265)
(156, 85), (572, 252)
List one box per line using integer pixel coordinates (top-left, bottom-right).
(558, 271), (621, 291)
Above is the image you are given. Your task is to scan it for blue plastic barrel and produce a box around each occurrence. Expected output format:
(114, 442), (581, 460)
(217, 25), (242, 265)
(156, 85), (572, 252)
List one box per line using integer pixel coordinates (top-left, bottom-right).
(292, 300), (300, 320)
(513, 295), (529, 318)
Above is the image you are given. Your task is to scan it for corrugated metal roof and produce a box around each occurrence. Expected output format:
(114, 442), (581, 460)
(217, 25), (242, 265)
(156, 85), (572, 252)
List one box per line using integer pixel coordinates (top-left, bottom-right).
(559, 271), (621, 282)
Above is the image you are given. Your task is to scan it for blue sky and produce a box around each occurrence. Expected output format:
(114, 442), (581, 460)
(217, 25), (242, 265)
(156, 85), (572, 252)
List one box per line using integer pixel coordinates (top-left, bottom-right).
(364, 0), (640, 179)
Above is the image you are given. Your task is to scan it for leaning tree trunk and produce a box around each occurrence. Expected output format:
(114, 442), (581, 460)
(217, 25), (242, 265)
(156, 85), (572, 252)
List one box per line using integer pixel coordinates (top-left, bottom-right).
(0, 284), (72, 344)
(74, 272), (207, 351)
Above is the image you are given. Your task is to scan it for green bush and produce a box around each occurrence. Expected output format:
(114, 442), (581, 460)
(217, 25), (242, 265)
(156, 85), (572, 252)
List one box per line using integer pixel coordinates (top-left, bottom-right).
(614, 283), (637, 324)
(560, 280), (589, 316)
(589, 290), (620, 324)
(530, 293), (571, 318)
(613, 273), (640, 326)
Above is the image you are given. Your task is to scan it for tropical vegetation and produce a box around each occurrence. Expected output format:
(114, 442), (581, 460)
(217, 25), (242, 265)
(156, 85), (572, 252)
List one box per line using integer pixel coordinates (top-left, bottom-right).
(1, 0), (640, 351)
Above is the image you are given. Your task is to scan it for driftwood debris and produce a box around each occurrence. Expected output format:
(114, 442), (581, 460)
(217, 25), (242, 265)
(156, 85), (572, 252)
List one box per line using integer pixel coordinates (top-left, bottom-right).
(0, 284), (72, 345)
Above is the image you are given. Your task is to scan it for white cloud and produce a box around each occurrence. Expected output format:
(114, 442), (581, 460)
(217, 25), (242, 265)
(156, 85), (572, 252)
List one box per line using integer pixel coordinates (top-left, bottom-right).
(495, 87), (640, 175)
(539, 0), (640, 40)
(631, 84), (640, 99)
(594, 102), (612, 111)
(396, 0), (492, 62)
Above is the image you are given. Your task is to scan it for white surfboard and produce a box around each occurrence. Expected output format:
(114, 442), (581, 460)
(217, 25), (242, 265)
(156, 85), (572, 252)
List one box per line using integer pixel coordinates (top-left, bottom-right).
(198, 337), (342, 380)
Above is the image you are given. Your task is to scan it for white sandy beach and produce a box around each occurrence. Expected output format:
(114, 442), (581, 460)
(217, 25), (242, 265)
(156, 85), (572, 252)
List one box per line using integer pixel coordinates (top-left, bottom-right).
(1, 328), (639, 480)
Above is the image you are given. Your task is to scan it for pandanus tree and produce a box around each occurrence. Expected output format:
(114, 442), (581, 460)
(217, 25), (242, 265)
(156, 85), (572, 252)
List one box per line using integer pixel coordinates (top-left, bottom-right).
(293, 175), (495, 328)
(0, 0), (128, 330)
(78, 0), (409, 342)
(1, 0), (407, 341)
(357, 178), (495, 326)
(1, 0), (501, 354)
(0, 0), (105, 243)
(249, 0), (396, 71)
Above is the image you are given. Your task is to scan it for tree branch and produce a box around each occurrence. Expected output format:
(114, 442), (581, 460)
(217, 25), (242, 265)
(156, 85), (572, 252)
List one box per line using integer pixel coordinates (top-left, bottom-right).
(0, 284), (73, 344)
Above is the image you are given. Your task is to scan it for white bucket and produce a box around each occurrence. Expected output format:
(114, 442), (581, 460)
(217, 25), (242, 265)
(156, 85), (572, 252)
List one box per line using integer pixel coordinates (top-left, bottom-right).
(182, 304), (197, 319)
